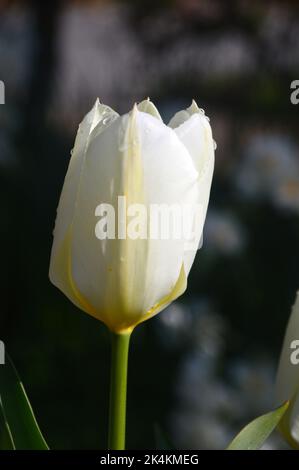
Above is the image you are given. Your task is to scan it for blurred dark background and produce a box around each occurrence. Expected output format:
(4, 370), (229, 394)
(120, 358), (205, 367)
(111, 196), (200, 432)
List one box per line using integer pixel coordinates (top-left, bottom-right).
(1, 0), (299, 449)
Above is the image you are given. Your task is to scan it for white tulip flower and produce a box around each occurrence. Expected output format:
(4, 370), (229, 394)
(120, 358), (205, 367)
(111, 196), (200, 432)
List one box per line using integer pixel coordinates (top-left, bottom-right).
(276, 291), (299, 448)
(49, 99), (214, 333)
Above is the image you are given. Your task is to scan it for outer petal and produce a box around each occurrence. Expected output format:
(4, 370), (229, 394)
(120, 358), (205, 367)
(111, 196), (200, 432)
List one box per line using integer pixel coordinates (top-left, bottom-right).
(134, 110), (199, 316)
(168, 100), (214, 175)
(168, 99), (201, 129)
(49, 100), (119, 310)
(276, 292), (299, 447)
(137, 98), (162, 121)
(168, 100), (215, 275)
(69, 109), (144, 331)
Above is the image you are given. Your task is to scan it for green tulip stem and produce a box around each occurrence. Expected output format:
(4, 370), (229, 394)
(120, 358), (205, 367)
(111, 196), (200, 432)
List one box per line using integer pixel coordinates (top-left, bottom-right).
(108, 330), (131, 450)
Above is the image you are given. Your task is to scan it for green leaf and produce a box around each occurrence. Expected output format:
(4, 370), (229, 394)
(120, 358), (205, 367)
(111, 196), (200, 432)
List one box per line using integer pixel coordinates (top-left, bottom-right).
(0, 405), (14, 449)
(227, 401), (289, 450)
(0, 355), (49, 450)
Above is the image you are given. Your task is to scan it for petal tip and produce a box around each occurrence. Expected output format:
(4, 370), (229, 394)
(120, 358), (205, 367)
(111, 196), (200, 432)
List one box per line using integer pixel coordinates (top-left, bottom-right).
(188, 99), (200, 114)
(137, 99), (162, 121)
(131, 102), (139, 117)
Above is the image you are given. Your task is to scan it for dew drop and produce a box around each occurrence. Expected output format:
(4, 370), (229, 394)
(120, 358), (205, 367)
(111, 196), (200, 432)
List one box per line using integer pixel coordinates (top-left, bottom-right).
(199, 108), (205, 115)
(205, 116), (210, 122)
(213, 140), (217, 150)
(103, 114), (116, 126)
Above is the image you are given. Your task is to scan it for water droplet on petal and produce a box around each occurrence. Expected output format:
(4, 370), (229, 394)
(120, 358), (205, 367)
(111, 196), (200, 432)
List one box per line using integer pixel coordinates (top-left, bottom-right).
(119, 142), (128, 152)
(103, 114), (116, 126)
(199, 108), (205, 115)
(213, 140), (217, 150)
(205, 116), (210, 122)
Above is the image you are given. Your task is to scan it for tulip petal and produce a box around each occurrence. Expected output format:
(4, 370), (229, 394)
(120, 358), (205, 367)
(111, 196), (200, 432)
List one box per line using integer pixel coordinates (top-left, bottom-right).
(51, 99), (119, 248)
(139, 262), (187, 326)
(168, 100), (214, 175)
(168, 99), (201, 128)
(134, 110), (199, 314)
(68, 107), (148, 331)
(168, 102), (215, 275)
(49, 100), (119, 309)
(137, 99), (162, 121)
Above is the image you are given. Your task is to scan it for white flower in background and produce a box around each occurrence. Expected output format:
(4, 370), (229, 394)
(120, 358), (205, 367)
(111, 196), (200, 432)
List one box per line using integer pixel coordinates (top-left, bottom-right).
(49, 99), (214, 333)
(275, 178), (299, 212)
(204, 210), (246, 255)
(276, 291), (299, 448)
(236, 133), (299, 212)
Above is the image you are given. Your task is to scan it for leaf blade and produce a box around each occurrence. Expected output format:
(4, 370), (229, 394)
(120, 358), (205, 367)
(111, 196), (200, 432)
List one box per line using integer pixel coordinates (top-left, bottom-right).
(227, 401), (289, 450)
(0, 355), (49, 450)
(0, 404), (15, 449)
